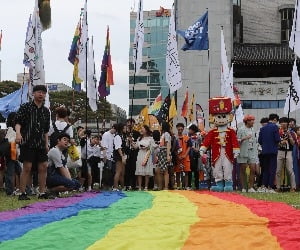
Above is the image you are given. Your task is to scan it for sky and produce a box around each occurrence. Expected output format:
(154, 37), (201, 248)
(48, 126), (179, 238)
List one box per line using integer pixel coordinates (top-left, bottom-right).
(0, 0), (173, 115)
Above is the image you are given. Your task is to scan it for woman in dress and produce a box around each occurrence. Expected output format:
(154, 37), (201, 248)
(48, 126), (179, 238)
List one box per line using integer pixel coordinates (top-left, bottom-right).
(134, 125), (154, 191)
(157, 122), (171, 190)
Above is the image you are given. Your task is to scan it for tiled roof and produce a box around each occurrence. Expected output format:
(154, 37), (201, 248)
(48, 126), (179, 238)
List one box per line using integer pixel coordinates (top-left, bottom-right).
(233, 43), (295, 65)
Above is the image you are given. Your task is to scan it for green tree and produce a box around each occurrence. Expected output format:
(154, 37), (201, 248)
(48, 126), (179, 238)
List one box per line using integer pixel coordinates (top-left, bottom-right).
(0, 81), (21, 98)
(49, 90), (114, 123)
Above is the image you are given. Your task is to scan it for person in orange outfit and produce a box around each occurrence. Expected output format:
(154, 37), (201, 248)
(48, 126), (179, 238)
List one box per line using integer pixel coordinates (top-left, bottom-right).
(200, 97), (240, 192)
(174, 123), (191, 189)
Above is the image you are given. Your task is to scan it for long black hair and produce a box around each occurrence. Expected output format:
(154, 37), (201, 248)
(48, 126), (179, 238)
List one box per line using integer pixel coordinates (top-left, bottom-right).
(161, 122), (170, 134)
(139, 125), (152, 141)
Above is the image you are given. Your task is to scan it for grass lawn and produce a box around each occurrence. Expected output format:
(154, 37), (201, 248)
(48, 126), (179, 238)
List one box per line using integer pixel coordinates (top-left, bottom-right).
(0, 191), (41, 212)
(240, 192), (300, 209)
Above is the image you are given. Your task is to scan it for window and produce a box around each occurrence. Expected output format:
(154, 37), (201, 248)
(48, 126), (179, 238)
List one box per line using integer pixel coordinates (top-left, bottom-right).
(129, 90), (148, 99)
(241, 100), (286, 109)
(280, 8), (294, 43)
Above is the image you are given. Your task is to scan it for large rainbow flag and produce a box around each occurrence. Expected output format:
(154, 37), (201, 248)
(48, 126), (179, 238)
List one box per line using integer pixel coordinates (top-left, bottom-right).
(1, 191), (300, 249)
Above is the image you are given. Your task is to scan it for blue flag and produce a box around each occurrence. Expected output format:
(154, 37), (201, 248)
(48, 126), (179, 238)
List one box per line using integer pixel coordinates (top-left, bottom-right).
(0, 83), (29, 118)
(177, 11), (208, 51)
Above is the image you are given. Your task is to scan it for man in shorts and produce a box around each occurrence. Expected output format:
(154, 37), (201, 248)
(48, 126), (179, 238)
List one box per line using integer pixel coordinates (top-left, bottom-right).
(47, 133), (80, 193)
(15, 85), (51, 200)
(237, 115), (258, 193)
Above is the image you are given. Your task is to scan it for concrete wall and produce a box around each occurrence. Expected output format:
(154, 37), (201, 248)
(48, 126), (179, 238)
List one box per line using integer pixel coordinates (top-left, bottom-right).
(242, 0), (294, 43)
(176, 0), (233, 127)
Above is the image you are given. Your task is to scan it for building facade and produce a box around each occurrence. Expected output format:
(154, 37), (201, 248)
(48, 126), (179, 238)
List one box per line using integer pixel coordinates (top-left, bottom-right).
(176, 0), (297, 129)
(129, 8), (170, 116)
(111, 104), (127, 123)
(176, 0), (233, 126)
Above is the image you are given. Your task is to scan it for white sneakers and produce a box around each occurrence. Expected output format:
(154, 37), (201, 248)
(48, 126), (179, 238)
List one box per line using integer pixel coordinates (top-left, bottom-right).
(242, 189), (247, 193)
(248, 188), (256, 193)
(256, 187), (277, 193)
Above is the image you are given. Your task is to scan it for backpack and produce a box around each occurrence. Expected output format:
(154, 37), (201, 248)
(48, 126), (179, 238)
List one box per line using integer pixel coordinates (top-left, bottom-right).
(50, 122), (71, 148)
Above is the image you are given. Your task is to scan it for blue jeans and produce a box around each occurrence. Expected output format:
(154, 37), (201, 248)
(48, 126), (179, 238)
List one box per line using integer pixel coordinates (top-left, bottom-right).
(47, 173), (81, 190)
(5, 160), (21, 195)
(262, 154), (277, 188)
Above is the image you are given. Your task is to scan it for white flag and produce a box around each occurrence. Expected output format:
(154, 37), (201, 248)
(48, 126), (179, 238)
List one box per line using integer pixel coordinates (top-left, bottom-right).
(78, 0), (89, 83)
(87, 37), (98, 112)
(289, 0), (300, 57)
(220, 29), (233, 98)
(284, 59), (300, 114)
(132, 0), (144, 75)
(23, 0), (45, 85)
(166, 6), (182, 93)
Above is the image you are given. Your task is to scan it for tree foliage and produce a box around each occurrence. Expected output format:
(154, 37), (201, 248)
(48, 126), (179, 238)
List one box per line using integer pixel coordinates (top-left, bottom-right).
(0, 81), (114, 123)
(49, 90), (114, 122)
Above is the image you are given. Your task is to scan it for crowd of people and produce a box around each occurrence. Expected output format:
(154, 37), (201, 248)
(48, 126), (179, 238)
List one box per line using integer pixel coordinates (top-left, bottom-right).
(0, 85), (300, 200)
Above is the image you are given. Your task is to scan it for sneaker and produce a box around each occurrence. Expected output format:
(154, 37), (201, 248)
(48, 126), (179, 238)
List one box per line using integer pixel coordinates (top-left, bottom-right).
(38, 193), (56, 199)
(290, 188), (296, 193)
(144, 187), (148, 191)
(268, 189), (277, 194)
(112, 188), (119, 192)
(18, 193), (30, 200)
(185, 187), (192, 191)
(152, 187), (160, 191)
(248, 188), (256, 193)
(13, 189), (22, 196)
(257, 187), (266, 193)
(241, 188), (247, 193)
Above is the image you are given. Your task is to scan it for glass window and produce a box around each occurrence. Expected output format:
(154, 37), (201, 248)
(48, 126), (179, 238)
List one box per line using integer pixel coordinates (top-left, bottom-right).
(278, 100), (285, 108)
(242, 100), (285, 109)
(129, 90), (148, 99)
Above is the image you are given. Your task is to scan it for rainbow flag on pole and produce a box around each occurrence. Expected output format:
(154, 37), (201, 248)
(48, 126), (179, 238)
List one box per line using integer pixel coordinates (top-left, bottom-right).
(98, 26), (114, 98)
(149, 92), (162, 115)
(68, 18), (82, 91)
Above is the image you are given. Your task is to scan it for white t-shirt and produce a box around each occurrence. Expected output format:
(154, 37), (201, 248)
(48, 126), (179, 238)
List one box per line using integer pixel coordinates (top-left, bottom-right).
(49, 120), (73, 138)
(48, 147), (67, 176)
(113, 135), (122, 150)
(102, 131), (115, 160)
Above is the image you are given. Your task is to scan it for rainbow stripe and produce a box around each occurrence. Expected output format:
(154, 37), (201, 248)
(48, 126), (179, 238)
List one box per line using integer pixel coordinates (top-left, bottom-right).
(1, 191), (300, 249)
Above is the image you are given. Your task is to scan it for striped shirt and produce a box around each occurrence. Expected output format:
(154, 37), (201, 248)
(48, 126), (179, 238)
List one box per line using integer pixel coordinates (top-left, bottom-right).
(15, 101), (50, 149)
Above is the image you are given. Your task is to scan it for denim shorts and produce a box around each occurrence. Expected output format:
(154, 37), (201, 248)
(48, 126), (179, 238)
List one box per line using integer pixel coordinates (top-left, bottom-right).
(47, 173), (81, 190)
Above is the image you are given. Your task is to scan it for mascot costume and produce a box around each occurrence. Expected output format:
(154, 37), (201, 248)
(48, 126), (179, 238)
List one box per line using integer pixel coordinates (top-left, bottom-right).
(200, 97), (240, 192)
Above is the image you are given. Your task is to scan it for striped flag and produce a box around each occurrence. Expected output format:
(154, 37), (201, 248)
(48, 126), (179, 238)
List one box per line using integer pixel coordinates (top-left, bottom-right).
(149, 92), (162, 115)
(98, 26), (114, 97)
(181, 90), (189, 124)
(132, 0), (144, 74)
(169, 95), (177, 120)
(68, 18), (82, 91)
(188, 93), (195, 122)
